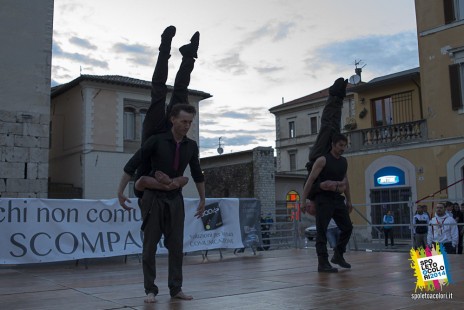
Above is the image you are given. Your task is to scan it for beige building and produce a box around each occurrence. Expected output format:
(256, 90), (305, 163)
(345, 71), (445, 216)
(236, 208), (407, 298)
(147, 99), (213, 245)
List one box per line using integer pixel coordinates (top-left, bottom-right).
(49, 75), (211, 199)
(0, 0), (54, 198)
(268, 1), (464, 241)
(415, 0), (464, 201)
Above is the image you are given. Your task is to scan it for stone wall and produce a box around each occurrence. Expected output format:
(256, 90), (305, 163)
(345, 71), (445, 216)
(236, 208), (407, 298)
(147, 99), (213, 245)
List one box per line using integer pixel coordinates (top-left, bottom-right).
(0, 0), (53, 198)
(201, 146), (276, 215)
(203, 162), (254, 198)
(0, 110), (50, 197)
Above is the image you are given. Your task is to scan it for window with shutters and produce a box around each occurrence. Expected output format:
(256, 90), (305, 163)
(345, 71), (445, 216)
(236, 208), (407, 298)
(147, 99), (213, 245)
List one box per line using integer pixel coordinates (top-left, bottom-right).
(449, 48), (464, 112)
(444, 0), (464, 24)
(124, 107), (136, 140)
(288, 121), (296, 138)
(309, 113), (318, 135)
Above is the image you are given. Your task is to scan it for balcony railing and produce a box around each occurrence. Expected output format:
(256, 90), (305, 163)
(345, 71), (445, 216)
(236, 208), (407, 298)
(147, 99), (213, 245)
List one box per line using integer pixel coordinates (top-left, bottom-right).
(345, 119), (427, 153)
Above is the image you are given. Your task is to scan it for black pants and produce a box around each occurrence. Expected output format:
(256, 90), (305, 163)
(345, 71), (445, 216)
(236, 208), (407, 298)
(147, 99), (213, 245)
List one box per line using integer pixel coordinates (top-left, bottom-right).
(458, 230), (463, 254)
(304, 95), (343, 199)
(134, 49), (196, 198)
(308, 95), (343, 166)
(142, 190), (185, 297)
(384, 228), (394, 246)
(315, 195), (352, 258)
(443, 242), (456, 255)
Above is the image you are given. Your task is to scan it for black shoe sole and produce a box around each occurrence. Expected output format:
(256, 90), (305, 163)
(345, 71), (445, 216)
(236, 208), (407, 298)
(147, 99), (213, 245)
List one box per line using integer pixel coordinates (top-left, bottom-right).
(318, 267), (338, 273)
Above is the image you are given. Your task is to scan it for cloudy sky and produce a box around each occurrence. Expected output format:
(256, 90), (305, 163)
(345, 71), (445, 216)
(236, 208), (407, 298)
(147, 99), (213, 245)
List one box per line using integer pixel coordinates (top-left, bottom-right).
(52, 0), (419, 157)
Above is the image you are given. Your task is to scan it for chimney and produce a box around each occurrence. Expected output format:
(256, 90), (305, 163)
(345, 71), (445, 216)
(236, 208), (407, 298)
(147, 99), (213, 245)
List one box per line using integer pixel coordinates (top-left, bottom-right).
(355, 67), (362, 80)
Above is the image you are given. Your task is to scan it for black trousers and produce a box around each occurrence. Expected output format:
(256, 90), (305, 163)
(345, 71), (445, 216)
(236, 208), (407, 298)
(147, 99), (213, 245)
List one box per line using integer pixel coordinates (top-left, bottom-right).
(308, 95), (343, 165)
(443, 242), (456, 255)
(315, 195), (352, 258)
(134, 50), (196, 198)
(142, 190), (185, 297)
(384, 228), (394, 246)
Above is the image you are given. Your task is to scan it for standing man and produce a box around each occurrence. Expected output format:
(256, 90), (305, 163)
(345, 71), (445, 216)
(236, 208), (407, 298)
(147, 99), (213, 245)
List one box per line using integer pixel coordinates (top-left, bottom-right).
(413, 205), (429, 249)
(125, 103), (205, 302)
(117, 27), (204, 303)
(427, 203), (458, 254)
(302, 133), (353, 273)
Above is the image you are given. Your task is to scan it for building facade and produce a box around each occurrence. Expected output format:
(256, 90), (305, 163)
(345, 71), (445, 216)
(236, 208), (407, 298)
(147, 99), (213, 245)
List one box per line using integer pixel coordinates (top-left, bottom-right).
(50, 75), (211, 199)
(267, 2), (464, 241)
(415, 0), (464, 200)
(0, 0), (54, 198)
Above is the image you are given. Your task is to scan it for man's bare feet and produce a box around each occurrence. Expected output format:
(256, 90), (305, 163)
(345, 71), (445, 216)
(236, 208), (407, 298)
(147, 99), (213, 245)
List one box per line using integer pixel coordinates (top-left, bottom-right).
(172, 291), (193, 300)
(135, 176), (149, 191)
(172, 176), (189, 188)
(320, 180), (346, 193)
(144, 292), (156, 303)
(155, 171), (172, 185)
(308, 200), (316, 216)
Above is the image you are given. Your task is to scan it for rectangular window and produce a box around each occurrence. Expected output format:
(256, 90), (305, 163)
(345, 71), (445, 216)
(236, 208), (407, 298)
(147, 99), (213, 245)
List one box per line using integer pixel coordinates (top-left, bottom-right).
(310, 116), (318, 135)
(289, 121), (295, 138)
(124, 109), (135, 140)
(449, 63), (464, 110)
(289, 153), (296, 171)
(444, 0), (464, 23)
(372, 97), (393, 127)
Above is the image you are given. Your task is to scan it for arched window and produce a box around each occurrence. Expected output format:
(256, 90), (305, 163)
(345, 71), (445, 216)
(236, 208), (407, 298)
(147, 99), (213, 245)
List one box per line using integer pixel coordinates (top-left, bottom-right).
(124, 107), (135, 140)
(286, 190), (300, 221)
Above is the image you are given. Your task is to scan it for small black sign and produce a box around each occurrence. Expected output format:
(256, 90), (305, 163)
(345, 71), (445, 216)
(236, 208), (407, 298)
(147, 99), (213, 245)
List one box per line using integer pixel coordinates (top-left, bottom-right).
(201, 202), (223, 231)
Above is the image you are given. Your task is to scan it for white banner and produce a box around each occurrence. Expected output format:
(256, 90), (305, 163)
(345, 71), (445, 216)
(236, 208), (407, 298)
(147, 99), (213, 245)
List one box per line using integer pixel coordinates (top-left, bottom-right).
(0, 198), (244, 264)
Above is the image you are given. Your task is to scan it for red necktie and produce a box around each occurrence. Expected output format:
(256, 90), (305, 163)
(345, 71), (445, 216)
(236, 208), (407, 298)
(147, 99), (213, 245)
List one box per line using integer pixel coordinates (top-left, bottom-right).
(173, 142), (180, 171)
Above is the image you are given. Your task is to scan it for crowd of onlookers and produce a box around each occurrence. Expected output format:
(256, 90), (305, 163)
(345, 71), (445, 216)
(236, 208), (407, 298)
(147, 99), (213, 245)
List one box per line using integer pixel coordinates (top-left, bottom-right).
(385, 202), (463, 254)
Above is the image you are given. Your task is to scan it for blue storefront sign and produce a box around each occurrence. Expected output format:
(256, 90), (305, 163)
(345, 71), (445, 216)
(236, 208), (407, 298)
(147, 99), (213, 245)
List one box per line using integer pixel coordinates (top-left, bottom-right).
(374, 166), (405, 187)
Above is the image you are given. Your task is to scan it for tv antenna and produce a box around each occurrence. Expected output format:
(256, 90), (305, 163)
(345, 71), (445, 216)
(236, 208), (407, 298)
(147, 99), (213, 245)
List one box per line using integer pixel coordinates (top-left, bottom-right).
(348, 59), (366, 85)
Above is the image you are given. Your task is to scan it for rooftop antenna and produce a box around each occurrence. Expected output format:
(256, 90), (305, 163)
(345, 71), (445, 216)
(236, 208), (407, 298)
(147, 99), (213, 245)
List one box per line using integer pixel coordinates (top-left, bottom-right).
(217, 137), (224, 155)
(350, 59), (366, 84)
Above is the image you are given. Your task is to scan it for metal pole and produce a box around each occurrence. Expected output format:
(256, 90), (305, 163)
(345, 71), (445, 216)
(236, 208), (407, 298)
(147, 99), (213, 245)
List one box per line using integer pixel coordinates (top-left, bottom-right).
(409, 197), (414, 249)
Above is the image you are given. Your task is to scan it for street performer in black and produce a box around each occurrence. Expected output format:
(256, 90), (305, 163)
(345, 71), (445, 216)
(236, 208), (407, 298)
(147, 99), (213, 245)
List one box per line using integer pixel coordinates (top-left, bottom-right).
(117, 26), (204, 302)
(302, 133), (353, 273)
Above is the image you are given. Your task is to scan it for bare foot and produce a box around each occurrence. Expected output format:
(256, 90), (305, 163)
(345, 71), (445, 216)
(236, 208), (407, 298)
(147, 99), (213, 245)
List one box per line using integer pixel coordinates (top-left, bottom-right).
(155, 171), (172, 185)
(320, 181), (346, 193)
(172, 291), (193, 300)
(144, 292), (156, 303)
(308, 201), (316, 216)
(135, 176), (148, 191)
(172, 176), (189, 188)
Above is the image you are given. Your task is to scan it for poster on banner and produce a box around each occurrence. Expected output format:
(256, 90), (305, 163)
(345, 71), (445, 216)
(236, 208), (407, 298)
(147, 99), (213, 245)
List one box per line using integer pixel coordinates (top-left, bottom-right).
(184, 198), (243, 251)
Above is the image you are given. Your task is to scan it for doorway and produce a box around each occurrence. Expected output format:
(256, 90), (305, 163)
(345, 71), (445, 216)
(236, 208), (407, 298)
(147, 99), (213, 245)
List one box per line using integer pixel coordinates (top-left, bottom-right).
(370, 187), (411, 239)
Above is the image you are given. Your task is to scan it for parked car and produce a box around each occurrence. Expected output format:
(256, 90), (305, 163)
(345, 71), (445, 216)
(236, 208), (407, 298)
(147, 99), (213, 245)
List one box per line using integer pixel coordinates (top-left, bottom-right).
(305, 225), (317, 240)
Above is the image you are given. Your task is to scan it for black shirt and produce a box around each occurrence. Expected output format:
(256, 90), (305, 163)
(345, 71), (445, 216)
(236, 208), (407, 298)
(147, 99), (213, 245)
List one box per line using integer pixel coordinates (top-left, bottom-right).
(124, 130), (204, 186)
(318, 152), (347, 199)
